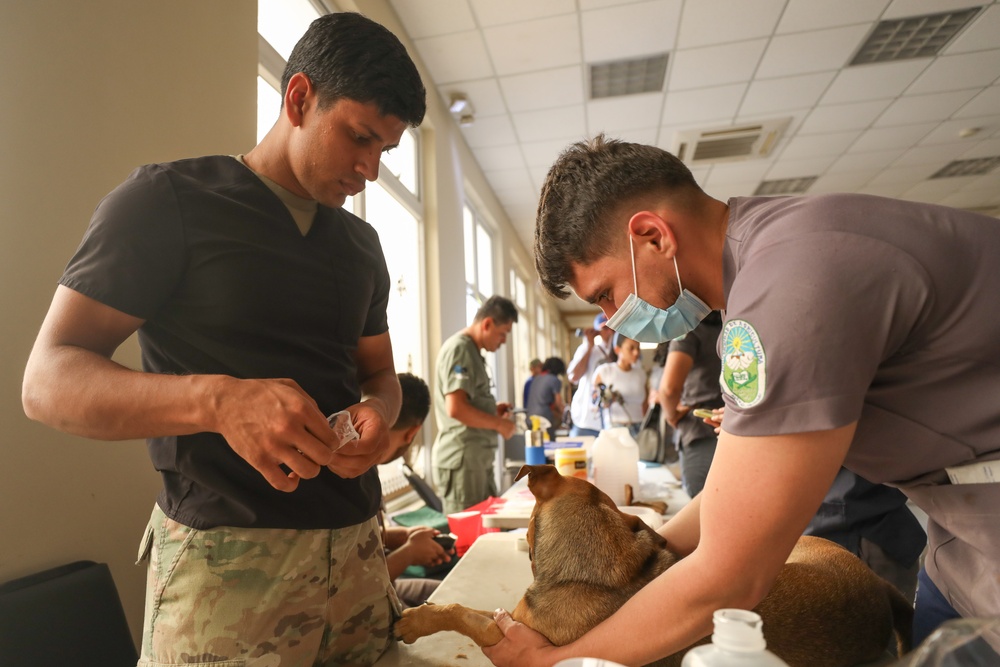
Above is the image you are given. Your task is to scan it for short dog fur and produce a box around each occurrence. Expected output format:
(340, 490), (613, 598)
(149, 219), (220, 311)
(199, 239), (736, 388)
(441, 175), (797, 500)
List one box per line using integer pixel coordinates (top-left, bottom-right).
(395, 464), (912, 667)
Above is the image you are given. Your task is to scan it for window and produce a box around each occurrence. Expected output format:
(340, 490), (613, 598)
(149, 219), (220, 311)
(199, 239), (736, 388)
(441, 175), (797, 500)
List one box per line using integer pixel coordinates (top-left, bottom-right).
(359, 180), (424, 378)
(256, 76), (281, 144)
(536, 301), (547, 361)
(463, 202), (501, 397)
(257, 0), (320, 61)
(510, 269), (532, 408)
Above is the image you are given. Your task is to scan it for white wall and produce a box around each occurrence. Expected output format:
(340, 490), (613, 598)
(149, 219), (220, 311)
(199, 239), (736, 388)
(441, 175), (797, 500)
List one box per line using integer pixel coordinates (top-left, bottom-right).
(0, 0), (257, 645)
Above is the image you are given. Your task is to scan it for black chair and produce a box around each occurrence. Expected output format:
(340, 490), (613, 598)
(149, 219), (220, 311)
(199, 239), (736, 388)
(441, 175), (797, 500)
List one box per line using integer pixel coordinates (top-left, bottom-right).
(0, 560), (138, 667)
(401, 461), (444, 513)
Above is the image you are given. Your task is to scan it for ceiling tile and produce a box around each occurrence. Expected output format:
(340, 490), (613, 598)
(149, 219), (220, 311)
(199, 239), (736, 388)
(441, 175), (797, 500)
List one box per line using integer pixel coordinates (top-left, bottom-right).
(669, 40), (768, 91)
(438, 78), (507, 118)
(484, 167), (535, 192)
(661, 84), (746, 125)
(899, 177), (970, 204)
(511, 106), (587, 143)
(587, 93), (665, 134)
(765, 155), (837, 179)
(520, 138), (574, 167)
(483, 14), (580, 76)
(580, 0), (682, 63)
(389, 0), (476, 39)
(873, 89), (981, 127)
(827, 148), (907, 173)
(777, 0), (891, 33)
(704, 180), (761, 199)
(920, 114), (1000, 144)
(739, 72), (837, 116)
(677, 0), (785, 48)
(469, 0), (575, 27)
(891, 141), (973, 166)
(413, 31), (494, 84)
(960, 137), (1000, 159)
(940, 186), (1000, 210)
(852, 122), (938, 151)
(579, 0), (638, 9)
(881, 0), (993, 20)
(757, 25), (871, 78)
(821, 60), (930, 104)
(499, 66), (584, 113)
(799, 99), (893, 133)
(809, 169), (882, 192)
(459, 114), (518, 147)
(859, 181), (912, 197)
(613, 127), (661, 144)
(907, 49), (1000, 95)
(954, 85), (1000, 118)
(869, 163), (941, 184)
(704, 161), (773, 186)
(471, 145), (526, 172)
(945, 4), (1000, 54)
(780, 130), (864, 160)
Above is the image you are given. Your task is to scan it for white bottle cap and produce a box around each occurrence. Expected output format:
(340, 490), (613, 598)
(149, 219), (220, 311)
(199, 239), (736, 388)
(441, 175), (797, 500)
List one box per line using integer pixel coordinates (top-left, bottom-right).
(712, 609), (768, 652)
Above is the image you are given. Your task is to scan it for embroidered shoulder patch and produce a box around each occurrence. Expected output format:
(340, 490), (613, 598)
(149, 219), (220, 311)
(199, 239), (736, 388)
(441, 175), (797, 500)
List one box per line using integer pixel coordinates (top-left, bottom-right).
(721, 319), (766, 408)
(451, 363), (468, 381)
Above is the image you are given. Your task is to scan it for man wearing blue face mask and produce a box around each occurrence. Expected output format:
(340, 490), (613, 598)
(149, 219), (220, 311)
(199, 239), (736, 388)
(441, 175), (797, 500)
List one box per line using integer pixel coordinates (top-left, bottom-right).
(481, 134), (1000, 667)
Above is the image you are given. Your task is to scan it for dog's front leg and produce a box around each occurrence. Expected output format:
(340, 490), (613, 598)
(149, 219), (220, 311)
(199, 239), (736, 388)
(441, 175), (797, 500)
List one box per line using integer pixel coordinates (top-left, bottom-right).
(396, 602), (505, 647)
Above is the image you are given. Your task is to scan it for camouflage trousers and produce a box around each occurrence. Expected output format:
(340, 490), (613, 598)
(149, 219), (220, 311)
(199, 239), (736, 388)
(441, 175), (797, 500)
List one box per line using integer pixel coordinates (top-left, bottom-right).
(136, 505), (400, 667)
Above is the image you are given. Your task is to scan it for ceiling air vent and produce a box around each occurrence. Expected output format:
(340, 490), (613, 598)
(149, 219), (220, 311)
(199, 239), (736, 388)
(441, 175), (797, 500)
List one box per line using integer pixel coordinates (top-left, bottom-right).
(671, 118), (790, 166)
(848, 7), (982, 66)
(930, 156), (1000, 179)
(753, 176), (818, 196)
(589, 53), (669, 99)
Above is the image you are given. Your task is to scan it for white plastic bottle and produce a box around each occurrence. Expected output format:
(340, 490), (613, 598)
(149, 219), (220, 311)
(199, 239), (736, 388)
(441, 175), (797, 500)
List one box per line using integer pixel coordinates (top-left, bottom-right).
(590, 427), (639, 506)
(681, 609), (790, 667)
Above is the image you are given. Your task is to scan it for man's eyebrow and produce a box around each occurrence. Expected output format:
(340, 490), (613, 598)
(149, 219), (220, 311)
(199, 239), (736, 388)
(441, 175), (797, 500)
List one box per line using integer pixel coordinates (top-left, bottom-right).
(578, 288), (600, 305)
(360, 124), (398, 151)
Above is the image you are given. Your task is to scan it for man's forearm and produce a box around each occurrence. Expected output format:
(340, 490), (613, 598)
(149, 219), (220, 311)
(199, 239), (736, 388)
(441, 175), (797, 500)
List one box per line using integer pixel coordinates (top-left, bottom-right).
(360, 367), (402, 426)
(449, 399), (506, 433)
(23, 343), (223, 440)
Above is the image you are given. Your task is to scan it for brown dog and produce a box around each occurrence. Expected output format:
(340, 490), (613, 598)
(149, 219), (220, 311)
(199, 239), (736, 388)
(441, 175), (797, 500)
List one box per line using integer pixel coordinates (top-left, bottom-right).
(395, 465), (913, 667)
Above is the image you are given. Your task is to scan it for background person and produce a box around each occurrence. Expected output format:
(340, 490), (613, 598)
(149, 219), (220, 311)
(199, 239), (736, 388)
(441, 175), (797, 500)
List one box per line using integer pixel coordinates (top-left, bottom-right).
(566, 313), (614, 437)
(20, 12), (425, 666)
(525, 356), (567, 439)
(522, 358), (543, 408)
(485, 135), (1000, 666)
(658, 311), (724, 497)
(432, 296), (518, 515)
(379, 373), (454, 609)
(591, 333), (647, 436)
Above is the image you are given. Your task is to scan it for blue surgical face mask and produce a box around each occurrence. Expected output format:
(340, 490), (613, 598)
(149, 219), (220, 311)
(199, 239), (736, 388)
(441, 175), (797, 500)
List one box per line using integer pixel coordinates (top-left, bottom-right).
(605, 235), (712, 343)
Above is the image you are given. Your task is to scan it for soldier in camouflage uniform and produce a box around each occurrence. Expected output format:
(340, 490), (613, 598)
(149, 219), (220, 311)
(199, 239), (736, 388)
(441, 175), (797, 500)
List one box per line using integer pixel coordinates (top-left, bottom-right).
(22, 11), (426, 667)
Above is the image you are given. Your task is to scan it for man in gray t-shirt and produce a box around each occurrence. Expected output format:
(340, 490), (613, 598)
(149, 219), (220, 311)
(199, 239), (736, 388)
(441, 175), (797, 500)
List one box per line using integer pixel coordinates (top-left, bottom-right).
(491, 135), (1000, 667)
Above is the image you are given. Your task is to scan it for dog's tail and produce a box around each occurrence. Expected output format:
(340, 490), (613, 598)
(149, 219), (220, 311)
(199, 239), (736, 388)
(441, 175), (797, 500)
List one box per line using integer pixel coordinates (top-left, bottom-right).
(885, 581), (914, 656)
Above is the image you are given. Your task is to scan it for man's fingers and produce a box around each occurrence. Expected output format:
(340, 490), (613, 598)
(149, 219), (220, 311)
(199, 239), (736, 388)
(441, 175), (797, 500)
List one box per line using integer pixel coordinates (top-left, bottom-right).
(257, 461), (300, 492)
(493, 608), (514, 633)
(282, 448), (323, 479)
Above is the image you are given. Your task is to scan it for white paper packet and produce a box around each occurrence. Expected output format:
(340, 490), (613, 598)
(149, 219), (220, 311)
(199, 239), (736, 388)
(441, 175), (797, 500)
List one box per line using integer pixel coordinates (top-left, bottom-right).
(327, 410), (359, 451)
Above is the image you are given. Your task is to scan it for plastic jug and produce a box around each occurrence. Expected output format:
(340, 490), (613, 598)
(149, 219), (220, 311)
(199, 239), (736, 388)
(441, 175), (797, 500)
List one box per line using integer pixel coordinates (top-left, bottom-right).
(590, 427), (639, 506)
(681, 609), (789, 667)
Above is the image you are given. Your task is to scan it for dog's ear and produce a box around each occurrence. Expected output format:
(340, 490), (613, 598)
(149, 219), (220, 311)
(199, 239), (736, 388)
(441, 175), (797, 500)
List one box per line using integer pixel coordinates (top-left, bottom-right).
(518, 465), (564, 500)
(620, 511), (668, 548)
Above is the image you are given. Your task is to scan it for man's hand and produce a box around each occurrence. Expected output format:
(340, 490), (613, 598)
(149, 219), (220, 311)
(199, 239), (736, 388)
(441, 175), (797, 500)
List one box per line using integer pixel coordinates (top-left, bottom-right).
(214, 377), (338, 493)
(668, 404), (690, 428)
(583, 326), (598, 345)
(400, 527), (453, 568)
(496, 402), (513, 418)
(496, 416), (516, 440)
(327, 400), (392, 479)
(482, 609), (560, 667)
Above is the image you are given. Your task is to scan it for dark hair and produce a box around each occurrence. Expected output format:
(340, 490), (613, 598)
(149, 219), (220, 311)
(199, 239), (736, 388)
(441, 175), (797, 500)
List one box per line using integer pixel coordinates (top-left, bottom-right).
(473, 295), (519, 326)
(534, 134), (703, 299)
(281, 12), (426, 126)
(394, 373), (430, 430)
(541, 357), (566, 376)
(612, 332), (637, 349)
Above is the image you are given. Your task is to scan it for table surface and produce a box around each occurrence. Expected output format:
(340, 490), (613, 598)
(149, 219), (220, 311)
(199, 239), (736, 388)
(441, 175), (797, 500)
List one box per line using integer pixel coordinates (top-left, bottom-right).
(376, 532), (531, 666)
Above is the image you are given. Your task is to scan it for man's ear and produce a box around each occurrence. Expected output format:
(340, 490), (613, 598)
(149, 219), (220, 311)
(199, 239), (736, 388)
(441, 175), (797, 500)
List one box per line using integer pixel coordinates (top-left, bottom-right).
(283, 72), (313, 128)
(403, 423), (422, 446)
(627, 211), (676, 258)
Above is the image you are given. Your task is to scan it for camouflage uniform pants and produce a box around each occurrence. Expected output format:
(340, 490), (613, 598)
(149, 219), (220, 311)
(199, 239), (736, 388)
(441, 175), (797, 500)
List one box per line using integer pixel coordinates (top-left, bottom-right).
(136, 505), (400, 667)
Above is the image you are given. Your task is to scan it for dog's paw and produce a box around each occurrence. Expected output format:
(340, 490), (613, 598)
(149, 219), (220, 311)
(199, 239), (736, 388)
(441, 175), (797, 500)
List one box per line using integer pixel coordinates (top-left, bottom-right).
(395, 605), (434, 644)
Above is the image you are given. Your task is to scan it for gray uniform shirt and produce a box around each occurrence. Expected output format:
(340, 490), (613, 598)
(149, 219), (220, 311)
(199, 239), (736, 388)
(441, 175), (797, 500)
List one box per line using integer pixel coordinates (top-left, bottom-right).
(432, 332), (497, 471)
(721, 193), (1000, 618)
